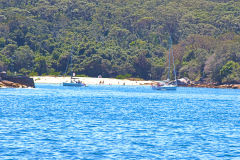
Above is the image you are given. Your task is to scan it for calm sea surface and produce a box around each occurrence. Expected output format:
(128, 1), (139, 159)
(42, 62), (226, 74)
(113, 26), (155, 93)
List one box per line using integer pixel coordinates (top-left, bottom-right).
(0, 84), (240, 159)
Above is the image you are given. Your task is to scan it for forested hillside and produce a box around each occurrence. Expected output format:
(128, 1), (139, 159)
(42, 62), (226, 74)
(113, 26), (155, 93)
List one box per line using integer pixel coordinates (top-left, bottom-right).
(0, 0), (240, 83)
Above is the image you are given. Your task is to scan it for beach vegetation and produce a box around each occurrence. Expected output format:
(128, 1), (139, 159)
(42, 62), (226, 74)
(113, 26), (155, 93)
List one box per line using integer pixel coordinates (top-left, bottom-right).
(29, 72), (38, 76)
(116, 74), (132, 79)
(76, 74), (88, 77)
(48, 71), (60, 76)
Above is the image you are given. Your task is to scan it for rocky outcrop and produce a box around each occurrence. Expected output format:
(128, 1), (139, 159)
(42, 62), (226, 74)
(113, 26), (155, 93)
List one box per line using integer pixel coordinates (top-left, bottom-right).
(174, 77), (240, 89)
(232, 85), (240, 89)
(179, 81), (240, 89)
(0, 80), (28, 88)
(218, 84), (240, 89)
(5, 76), (35, 88)
(0, 76), (35, 88)
(177, 77), (191, 86)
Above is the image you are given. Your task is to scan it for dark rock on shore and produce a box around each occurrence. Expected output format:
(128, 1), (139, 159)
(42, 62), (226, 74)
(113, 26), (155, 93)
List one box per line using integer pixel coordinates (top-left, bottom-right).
(186, 83), (240, 89)
(177, 77), (191, 86)
(0, 80), (27, 88)
(0, 76), (35, 88)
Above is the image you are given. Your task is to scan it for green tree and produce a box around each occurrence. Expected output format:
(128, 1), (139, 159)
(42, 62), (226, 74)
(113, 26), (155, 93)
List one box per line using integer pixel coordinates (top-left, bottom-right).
(12, 45), (34, 72)
(133, 52), (151, 79)
(34, 56), (48, 75)
(220, 61), (240, 83)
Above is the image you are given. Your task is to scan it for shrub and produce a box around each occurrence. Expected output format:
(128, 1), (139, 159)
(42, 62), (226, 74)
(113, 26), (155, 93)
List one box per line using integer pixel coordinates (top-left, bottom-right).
(49, 72), (61, 76)
(19, 68), (31, 76)
(116, 74), (132, 79)
(29, 72), (38, 76)
(76, 74), (88, 77)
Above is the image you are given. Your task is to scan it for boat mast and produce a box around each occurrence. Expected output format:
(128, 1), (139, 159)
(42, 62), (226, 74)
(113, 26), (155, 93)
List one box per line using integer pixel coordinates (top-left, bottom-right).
(171, 43), (177, 86)
(70, 46), (74, 80)
(64, 36), (76, 82)
(168, 37), (172, 81)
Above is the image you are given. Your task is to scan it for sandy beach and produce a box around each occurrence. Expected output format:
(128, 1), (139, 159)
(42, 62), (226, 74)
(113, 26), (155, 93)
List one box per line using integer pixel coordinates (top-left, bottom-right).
(32, 76), (153, 86)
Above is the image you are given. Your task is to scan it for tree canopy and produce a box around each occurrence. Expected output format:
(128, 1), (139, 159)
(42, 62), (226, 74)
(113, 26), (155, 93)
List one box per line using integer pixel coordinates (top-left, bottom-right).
(0, 0), (240, 83)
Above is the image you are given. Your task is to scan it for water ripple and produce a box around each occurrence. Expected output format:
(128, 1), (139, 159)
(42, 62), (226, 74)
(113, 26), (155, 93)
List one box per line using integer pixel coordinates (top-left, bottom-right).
(0, 84), (240, 159)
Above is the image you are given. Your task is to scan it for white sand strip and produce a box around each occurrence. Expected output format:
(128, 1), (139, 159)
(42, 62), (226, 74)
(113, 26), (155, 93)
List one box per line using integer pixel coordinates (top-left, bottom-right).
(32, 76), (153, 86)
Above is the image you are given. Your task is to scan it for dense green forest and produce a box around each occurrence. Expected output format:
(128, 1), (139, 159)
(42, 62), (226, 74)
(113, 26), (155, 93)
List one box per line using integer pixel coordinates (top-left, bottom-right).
(0, 0), (240, 83)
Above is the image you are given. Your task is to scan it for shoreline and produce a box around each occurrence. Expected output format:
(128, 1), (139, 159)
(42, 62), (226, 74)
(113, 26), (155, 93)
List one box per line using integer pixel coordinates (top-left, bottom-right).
(32, 76), (240, 89)
(184, 83), (240, 89)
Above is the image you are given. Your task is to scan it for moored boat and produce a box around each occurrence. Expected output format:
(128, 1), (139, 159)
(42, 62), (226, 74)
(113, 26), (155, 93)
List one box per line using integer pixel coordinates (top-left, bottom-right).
(152, 84), (177, 90)
(62, 46), (86, 87)
(152, 37), (177, 90)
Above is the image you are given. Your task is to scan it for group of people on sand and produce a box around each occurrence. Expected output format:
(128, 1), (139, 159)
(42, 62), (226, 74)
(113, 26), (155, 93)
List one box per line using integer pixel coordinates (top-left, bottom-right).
(99, 81), (104, 84)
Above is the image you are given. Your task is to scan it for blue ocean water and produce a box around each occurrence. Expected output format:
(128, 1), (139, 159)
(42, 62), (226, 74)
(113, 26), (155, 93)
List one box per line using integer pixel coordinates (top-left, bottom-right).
(0, 84), (240, 159)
